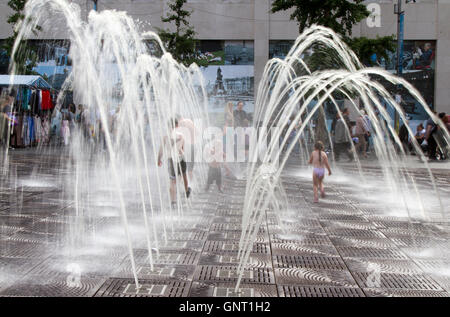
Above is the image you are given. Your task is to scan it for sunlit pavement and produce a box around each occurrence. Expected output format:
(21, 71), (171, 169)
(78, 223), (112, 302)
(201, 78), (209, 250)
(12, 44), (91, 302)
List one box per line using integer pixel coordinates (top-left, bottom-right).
(0, 148), (449, 297)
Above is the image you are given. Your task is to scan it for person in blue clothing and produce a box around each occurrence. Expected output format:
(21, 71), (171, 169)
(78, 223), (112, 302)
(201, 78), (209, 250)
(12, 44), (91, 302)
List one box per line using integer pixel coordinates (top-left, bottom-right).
(414, 43), (434, 69)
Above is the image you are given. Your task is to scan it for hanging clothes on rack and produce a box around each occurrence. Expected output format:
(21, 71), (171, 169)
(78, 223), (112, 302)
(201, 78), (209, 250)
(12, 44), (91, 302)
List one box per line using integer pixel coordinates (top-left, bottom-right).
(41, 90), (53, 110)
(28, 115), (34, 145)
(30, 89), (40, 115)
(22, 88), (31, 111)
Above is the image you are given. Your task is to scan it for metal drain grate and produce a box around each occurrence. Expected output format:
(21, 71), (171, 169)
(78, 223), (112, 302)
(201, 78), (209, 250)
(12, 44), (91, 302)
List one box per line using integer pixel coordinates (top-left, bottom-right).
(213, 287), (254, 297)
(271, 244), (339, 257)
(380, 228), (436, 237)
(274, 268), (358, 287)
(189, 282), (278, 297)
(157, 240), (204, 251)
(279, 285), (365, 297)
(274, 255), (347, 271)
(27, 221), (70, 234)
(216, 209), (242, 217)
(364, 288), (450, 297)
(0, 241), (48, 258)
(415, 260), (450, 272)
(0, 257), (44, 275)
(326, 228), (385, 238)
(353, 272), (444, 290)
(207, 232), (269, 242)
(94, 278), (190, 297)
(270, 234), (332, 245)
(372, 221), (432, 230)
(124, 265), (196, 281)
(165, 231), (208, 241)
(344, 258), (423, 275)
(213, 216), (242, 224)
(198, 253), (271, 268)
(329, 236), (396, 248)
(0, 215), (34, 227)
(0, 276), (105, 297)
(276, 218), (322, 228)
(131, 249), (200, 266)
(320, 221), (376, 230)
(194, 265), (274, 284)
(336, 246), (408, 260)
(388, 236), (445, 247)
(0, 225), (22, 235)
(319, 215), (367, 222)
(210, 223), (241, 231)
(203, 241), (269, 254)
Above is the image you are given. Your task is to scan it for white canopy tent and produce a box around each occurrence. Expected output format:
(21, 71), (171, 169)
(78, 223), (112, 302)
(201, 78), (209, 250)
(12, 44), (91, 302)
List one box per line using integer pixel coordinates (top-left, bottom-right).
(0, 75), (52, 90)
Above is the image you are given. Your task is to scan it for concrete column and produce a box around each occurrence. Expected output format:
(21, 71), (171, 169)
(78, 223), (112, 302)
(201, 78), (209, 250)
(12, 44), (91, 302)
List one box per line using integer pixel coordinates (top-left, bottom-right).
(253, 0), (270, 97)
(435, 0), (450, 114)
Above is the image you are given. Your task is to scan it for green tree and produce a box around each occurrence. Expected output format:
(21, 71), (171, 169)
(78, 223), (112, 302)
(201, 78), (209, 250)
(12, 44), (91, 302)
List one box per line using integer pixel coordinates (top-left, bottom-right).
(157, 0), (196, 66)
(2, 0), (41, 75)
(271, 0), (394, 63)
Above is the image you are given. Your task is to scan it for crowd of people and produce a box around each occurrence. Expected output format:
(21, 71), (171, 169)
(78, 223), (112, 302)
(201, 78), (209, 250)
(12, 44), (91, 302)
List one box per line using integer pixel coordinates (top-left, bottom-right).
(281, 106), (450, 163)
(43, 102), (122, 149)
(399, 111), (450, 160)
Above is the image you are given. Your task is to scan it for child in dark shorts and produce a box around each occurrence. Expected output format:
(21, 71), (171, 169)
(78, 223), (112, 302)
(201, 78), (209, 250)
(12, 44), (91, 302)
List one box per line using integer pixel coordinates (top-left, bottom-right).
(205, 138), (223, 193)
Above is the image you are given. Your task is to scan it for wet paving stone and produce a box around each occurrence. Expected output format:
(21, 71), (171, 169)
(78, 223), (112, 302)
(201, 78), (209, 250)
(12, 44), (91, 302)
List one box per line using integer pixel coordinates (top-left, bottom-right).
(94, 278), (191, 297)
(189, 282), (278, 297)
(278, 285), (365, 297)
(0, 151), (449, 296)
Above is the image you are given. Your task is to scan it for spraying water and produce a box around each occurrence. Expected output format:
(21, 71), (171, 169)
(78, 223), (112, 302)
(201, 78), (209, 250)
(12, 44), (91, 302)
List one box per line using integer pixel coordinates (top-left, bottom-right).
(5, 1), (450, 295)
(235, 25), (450, 291)
(8, 0), (209, 289)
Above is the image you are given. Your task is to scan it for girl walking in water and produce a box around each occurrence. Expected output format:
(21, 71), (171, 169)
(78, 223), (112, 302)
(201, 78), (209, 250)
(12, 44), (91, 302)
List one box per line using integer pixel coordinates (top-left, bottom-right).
(308, 141), (332, 203)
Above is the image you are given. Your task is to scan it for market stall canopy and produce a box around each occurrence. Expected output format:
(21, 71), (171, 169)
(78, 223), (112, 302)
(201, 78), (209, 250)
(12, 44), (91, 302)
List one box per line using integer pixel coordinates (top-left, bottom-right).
(0, 75), (52, 89)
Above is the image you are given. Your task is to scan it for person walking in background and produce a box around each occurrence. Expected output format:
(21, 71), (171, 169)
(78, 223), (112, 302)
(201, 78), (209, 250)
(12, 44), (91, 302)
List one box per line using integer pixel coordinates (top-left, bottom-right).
(435, 112), (449, 160)
(424, 111), (438, 160)
(363, 110), (372, 154)
(334, 108), (354, 162)
(355, 110), (370, 158)
(224, 102), (234, 128)
(414, 123), (426, 147)
(234, 101), (250, 128)
(309, 141), (332, 203)
(398, 120), (409, 154)
(68, 103), (76, 131)
(75, 104), (83, 124)
(204, 136), (224, 193)
(61, 111), (71, 146)
(0, 96), (13, 147)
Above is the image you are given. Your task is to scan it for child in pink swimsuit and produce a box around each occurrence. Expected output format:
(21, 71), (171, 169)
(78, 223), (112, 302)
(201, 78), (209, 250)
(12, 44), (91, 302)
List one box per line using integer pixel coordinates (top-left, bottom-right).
(308, 141), (332, 203)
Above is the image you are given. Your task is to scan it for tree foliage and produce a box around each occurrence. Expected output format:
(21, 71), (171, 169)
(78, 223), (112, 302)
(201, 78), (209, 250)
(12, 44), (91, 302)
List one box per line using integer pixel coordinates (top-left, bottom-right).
(157, 0), (196, 66)
(347, 36), (396, 66)
(2, 0), (41, 75)
(272, 0), (369, 38)
(271, 0), (395, 63)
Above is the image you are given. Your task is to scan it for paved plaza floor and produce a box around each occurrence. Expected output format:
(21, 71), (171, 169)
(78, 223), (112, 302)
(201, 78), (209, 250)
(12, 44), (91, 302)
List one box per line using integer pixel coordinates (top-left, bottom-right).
(0, 149), (449, 297)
